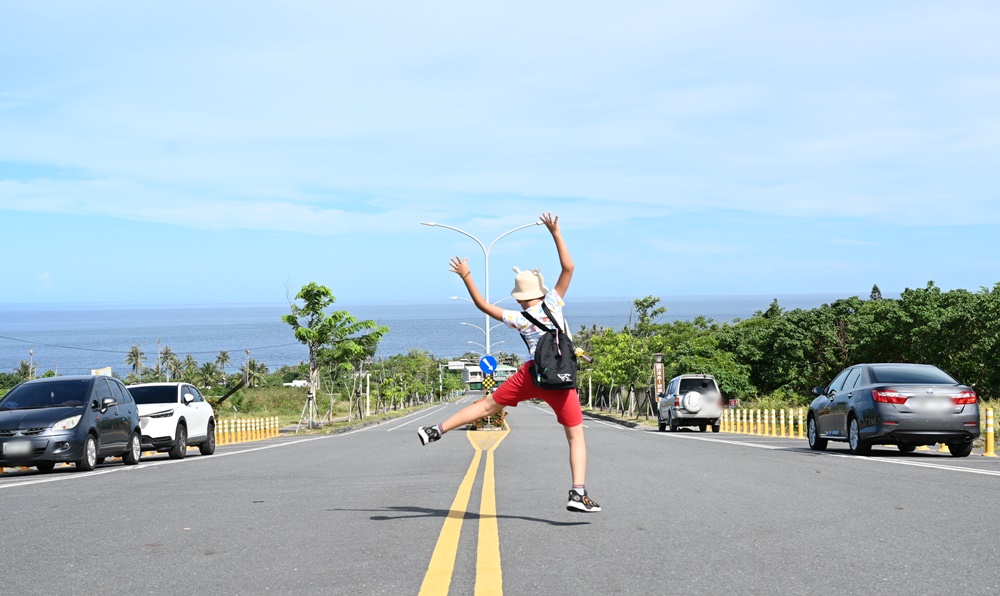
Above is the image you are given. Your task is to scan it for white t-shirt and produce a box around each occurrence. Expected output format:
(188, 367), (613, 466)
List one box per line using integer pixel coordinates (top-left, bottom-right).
(502, 290), (571, 361)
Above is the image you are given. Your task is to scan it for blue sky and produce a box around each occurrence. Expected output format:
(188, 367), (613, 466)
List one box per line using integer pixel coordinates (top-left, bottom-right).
(1, 1), (998, 307)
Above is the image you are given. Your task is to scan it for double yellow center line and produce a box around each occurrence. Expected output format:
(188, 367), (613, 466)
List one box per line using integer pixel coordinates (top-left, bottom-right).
(419, 425), (510, 596)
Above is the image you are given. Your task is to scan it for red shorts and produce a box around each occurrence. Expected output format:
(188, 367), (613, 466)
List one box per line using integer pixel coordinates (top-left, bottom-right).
(491, 361), (584, 427)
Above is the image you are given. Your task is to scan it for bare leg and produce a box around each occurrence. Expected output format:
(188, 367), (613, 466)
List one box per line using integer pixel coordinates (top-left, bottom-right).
(440, 395), (504, 432)
(564, 424), (587, 486)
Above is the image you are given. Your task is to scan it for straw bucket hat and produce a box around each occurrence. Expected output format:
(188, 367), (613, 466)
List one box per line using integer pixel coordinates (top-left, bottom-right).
(510, 267), (548, 300)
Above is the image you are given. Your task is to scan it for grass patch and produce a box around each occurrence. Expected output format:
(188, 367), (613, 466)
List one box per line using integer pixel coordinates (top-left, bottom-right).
(208, 385), (446, 432)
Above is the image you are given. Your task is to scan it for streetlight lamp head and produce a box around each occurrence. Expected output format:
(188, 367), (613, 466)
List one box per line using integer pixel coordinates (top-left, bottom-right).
(421, 222), (437, 227)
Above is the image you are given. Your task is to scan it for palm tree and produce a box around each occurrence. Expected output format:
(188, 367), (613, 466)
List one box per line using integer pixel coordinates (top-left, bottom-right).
(160, 346), (176, 382)
(180, 355), (199, 383)
(125, 344), (145, 379)
(14, 360), (32, 381)
(199, 362), (221, 388)
(164, 352), (182, 381)
(242, 359), (269, 388)
(216, 351), (231, 375)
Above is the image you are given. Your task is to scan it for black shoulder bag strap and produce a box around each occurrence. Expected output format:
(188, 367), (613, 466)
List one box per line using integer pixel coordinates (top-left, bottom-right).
(522, 303), (564, 332)
(520, 303), (566, 351)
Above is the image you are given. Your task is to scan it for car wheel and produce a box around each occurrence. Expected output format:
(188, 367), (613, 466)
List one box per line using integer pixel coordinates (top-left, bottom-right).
(657, 419), (666, 432)
(123, 432), (141, 465)
(847, 417), (871, 456)
(668, 411), (678, 432)
(698, 424), (707, 432)
(168, 424), (187, 459)
(77, 435), (98, 471)
(36, 462), (56, 473)
(199, 421), (217, 455)
(807, 417), (827, 451)
(947, 441), (973, 458)
(897, 444), (916, 453)
(711, 420), (721, 433)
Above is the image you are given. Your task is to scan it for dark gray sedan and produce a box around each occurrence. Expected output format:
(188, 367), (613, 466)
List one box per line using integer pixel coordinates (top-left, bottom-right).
(807, 363), (980, 457)
(0, 376), (142, 472)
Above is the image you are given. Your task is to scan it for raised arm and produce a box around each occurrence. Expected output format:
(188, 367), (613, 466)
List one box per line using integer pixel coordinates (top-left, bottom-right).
(449, 256), (505, 321)
(541, 213), (574, 298)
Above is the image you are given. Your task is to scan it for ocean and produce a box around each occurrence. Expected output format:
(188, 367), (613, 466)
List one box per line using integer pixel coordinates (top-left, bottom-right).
(0, 294), (852, 376)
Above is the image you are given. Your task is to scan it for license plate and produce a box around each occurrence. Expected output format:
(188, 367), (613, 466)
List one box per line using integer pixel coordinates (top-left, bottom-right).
(2, 441), (32, 456)
(911, 398), (951, 412)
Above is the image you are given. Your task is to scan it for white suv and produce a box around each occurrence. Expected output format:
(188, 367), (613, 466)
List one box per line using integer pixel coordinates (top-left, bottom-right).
(127, 383), (216, 458)
(658, 374), (724, 432)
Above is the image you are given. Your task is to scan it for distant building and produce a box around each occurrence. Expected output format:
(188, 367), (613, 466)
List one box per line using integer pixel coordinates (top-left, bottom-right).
(462, 364), (518, 390)
(495, 364), (517, 383)
(283, 379), (310, 388)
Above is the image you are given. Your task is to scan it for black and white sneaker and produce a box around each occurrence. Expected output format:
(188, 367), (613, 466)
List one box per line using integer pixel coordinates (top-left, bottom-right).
(417, 426), (442, 446)
(566, 490), (602, 513)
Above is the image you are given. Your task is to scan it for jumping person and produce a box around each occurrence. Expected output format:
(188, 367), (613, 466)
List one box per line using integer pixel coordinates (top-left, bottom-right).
(417, 213), (601, 513)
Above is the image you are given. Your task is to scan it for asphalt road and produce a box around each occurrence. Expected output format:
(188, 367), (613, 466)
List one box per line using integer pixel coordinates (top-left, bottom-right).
(3, 398), (1000, 595)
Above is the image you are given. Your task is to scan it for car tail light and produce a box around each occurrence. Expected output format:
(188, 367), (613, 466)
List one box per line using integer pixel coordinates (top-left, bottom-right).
(872, 390), (908, 404)
(674, 397), (681, 408)
(952, 390), (977, 405)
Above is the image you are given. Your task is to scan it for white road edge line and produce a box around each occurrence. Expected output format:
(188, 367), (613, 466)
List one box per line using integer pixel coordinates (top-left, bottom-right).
(654, 432), (1000, 476)
(385, 404), (446, 431)
(824, 452), (1000, 477)
(653, 432), (785, 450)
(0, 405), (449, 490)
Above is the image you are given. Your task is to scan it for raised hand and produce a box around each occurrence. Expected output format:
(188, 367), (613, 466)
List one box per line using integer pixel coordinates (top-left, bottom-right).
(540, 212), (559, 234)
(449, 256), (471, 279)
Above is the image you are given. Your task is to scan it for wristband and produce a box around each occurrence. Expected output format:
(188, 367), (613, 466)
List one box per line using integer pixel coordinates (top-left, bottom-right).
(461, 271), (471, 280)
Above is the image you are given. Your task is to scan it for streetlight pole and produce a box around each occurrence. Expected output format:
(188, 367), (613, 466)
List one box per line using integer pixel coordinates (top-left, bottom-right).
(422, 221), (542, 354)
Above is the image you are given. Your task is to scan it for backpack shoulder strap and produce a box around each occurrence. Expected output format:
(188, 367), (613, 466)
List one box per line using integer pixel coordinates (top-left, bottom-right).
(539, 302), (565, 334)
(521, 309), (552, 333)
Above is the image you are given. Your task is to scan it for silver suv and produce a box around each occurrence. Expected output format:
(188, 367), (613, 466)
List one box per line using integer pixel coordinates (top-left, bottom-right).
(658, 374), (723, 432)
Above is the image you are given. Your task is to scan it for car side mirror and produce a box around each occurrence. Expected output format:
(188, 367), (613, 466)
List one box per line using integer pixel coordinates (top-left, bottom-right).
(183, 393), (195, 404)
(812, 386), (825, 396)
(101, 397), (117, 411)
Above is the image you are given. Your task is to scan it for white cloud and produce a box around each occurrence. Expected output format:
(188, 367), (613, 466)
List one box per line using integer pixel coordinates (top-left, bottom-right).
(1, 1), (999, 233)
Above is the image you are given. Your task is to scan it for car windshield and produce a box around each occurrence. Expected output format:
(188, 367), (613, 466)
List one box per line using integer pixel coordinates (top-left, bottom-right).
(870, 365), (958, 385)
(128, 386), (178, 405)
(0, 380), (90, 409)
(679, 378), (717, 393)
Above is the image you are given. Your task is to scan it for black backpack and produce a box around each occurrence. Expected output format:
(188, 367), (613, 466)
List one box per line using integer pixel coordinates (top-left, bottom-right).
(521, 302), (578, 389)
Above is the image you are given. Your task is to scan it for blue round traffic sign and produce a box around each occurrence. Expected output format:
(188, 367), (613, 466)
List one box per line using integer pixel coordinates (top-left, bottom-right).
(479, 355), (498, 374)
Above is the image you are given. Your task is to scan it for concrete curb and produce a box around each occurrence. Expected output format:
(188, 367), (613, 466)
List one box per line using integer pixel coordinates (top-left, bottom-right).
(582, 410), (644, 429)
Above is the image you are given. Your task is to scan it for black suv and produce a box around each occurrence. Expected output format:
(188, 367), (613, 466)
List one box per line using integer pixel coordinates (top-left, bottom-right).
(0, 376), (142, 472)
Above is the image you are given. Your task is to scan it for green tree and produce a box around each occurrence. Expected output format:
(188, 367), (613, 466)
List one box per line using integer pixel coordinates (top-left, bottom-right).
(180, 355), (199, 383)
(241, 359), (269, 388)
(164, 351), (182, 381)
(159, 346), (176, 382)
(125, 344), (146, 379)
(492, 351), (522, 368)
(670, 334), (755, 400)
(199, 362), (222, 388)
(14, 360), (32, 381)
(216, 351), (232, 375)
(629, 295), (668, 338)
(283, 282), (388, 402)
